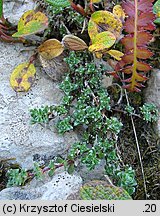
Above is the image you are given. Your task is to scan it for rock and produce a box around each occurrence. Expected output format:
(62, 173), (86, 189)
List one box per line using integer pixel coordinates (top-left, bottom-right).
(39, 53), (69, 82)
(144, 69), (160, 136)
(0, 0), (78, 168)
(0, 40), (78, 169)
(3, 0), (36, 25)
(77, 160), (106, 183)
(144, 69), (160, 107)
(0, 171), (82, 200)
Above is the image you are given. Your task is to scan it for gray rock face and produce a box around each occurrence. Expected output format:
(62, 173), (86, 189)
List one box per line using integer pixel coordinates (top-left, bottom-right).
(0, 40), (78, 169)
(0, 0), (78, 169)
(0, 171), (82, 200)
(3, 0), (36, 24)
(144, 69), (160, 135)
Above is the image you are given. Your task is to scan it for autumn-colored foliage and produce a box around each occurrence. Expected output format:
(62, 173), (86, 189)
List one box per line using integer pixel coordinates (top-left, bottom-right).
(88, 6), (125, 60)
(12, 10), (48, 37)
(115, 0), (155, 92)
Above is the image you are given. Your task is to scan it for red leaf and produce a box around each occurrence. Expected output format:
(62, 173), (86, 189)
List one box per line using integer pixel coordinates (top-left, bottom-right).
(122, 0), (135, 17)
(138, 0), (154, 12)
(122, 54), (134, 64)
(136, 48), (153, 59)
(137, 32), (153, 46)
(124, 18), (134, 33)
(121, 35), (134, 50)
(123, 84), (141, 92)
(107, 71), (119, 79)
(141, 22), (155, 31)
(135, 73), (148, 82)
(121, 32), (152, 50)
(122, 77), (132, 83)
(115, 60), (126, 71)
(123, 66), (133, 74)
(137, 61), (152, 71)
(138, 12), (155, 26)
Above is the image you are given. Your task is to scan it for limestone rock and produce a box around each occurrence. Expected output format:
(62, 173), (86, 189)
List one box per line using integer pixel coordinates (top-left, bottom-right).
(3, 0), (36, 25)
(0, 171), (82, 200)
(0, 0), (78, 168)
(144, 69), (160, 136)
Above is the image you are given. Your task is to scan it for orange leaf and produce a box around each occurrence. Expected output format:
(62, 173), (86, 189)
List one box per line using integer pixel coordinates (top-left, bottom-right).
(38, 39), (64, 60)
(62, 35), (88, 51)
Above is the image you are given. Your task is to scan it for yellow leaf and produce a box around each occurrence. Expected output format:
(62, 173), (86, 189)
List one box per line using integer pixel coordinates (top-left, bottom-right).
(89, 31), (116, 53)
(10, 62), (36, 92)
(91, 0), (102, 3)
(94, 52), (103, 58)
(88, 10), (122, 41)
(38, 39), (64, 60)
(107, 49), (124, 60)
(12, 10), (48, 37)
(113, 5), (126, 22)
(62, 35), (88, 51)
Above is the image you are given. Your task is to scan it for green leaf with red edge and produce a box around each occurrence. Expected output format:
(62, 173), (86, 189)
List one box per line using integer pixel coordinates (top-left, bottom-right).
(10, 62), (36, 92)
(123, 66), (133, 74)
(12, 10), (48, 37)
(123, 82), (145, 92)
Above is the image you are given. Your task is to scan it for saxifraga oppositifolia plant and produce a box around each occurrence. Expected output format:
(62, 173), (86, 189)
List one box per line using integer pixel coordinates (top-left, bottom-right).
(29, 51), (137, 195)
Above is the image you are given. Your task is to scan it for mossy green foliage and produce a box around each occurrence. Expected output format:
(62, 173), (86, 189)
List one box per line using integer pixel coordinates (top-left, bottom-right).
(140, 103), (159, 122)
(80, 181), (132, 200)
(45, 0), (70, 15)
(7, 169), (28, 187)
(0, 0), (3, 18)
(45, 0), (70, 8)
(30, 51), (137, 195)
(30, 106), (54, 124)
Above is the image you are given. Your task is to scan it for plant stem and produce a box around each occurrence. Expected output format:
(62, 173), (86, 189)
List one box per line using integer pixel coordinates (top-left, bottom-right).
(124, 88), (148, 199)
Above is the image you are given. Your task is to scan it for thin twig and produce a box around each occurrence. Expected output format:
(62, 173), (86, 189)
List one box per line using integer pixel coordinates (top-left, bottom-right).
(60, 21), (71, 34)
(124, 88), (148, 199)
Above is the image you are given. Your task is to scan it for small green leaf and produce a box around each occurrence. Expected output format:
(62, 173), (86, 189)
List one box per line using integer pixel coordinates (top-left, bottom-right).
(153, 0), (160, 24)
(67, 163), (75, 174)
(153, 0), (160, 16)
(45, 0), (70, 8)
(0, 0), (3, 18)
(154, 17), (160, 24)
